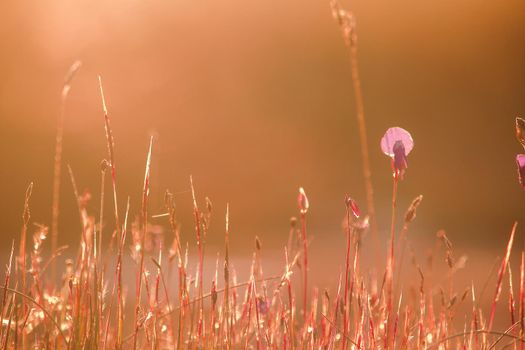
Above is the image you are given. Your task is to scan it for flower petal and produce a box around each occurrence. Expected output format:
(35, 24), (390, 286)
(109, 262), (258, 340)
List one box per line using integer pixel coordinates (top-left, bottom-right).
(381, 127), (414, 158)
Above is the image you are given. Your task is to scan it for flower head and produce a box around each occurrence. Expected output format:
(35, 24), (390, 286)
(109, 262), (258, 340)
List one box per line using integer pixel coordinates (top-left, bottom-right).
(381, 127), (414, 179)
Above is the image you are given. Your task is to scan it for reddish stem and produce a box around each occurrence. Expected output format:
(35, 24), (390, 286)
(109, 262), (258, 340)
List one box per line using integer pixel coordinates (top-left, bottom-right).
(301, 212), (308, 319)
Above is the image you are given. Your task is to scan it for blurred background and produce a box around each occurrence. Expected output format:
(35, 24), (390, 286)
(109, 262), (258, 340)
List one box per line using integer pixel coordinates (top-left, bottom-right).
(0, 0), (524, 293)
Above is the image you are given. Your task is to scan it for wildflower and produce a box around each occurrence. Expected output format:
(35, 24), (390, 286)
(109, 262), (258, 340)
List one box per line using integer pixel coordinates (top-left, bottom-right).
(381, 127), (414, 179)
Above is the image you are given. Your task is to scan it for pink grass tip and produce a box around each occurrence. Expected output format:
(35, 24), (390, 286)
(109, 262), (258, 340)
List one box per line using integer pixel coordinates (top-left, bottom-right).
(516, 154), (525, 190)
(298, 187), (309, 214)
(345, 195), (361, 218)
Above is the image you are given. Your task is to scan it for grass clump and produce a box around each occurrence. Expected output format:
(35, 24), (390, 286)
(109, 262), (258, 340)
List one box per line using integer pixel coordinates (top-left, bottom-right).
(2, 5), (525, 349)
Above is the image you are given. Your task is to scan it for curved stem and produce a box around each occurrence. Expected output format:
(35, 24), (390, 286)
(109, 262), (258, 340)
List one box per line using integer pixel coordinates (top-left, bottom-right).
(0, 286), (69, 347)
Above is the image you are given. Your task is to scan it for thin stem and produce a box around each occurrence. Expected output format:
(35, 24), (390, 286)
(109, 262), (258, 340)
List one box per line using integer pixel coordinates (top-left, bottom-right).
(342, 205), (353, 350)
(0, 286), (69, 347)
(190, 175), (205, 346)
(424, 327), (525, 350)
(348, 24), (377, 244)
(98, 76), (121, 236)
(133, 137), (153, 350)
(331, 3), (378, 251)
(99, 162), (107, 267)
(224, 204), (232, 349)
(51, 100), (65, 282)
(385, 173), (399, 349)
(488, 222), (517, 331)
(120, 275), (281, 345)
(19, 182), (33, 350)
(51, 61), (81, 281)
(300, 212), (308, 318)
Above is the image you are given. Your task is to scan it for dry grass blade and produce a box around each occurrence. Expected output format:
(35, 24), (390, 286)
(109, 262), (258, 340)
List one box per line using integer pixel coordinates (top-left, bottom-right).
(516, 117), (525, 149)
(321, 313), (359, 347)
(51, 61), (82, 280)
(0, 241), (15, 343)
(1, 241), (15, 316)
(0, 286), (69, 346)
(18, 181), (33, 349)
(488, 222), (518, 331)
(224, 203), (232, 348)
(120, 275), (281, 345)
(487, 321), (522, 349)
(98, 75), (121, 235)
(133, 137), (153, 350)
(404, 194), (423, 224)
(330, 0), (377, 248)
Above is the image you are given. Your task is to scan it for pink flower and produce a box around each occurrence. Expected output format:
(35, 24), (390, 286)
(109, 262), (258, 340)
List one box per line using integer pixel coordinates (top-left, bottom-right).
(381, 127), (414, 179)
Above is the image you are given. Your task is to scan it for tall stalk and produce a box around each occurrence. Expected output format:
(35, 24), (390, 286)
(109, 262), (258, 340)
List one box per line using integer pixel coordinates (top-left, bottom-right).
(51, 61), (81, 280)
(133, 137), (153, 350)
(331, 1), (377, 246)
(224, 204), (232, 349)
(342, 198), (354, 350)
(190, 175), (205, 345)
(297, 187), (309, 318)
(18, 182), (33, 350)
(385, 173), (399, 349)
(97, 76), (121, 236)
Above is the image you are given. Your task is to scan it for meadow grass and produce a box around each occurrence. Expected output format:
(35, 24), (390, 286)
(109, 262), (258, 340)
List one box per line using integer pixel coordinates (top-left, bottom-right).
(1, 4), (524, 349)
(2, 91), (524, 350)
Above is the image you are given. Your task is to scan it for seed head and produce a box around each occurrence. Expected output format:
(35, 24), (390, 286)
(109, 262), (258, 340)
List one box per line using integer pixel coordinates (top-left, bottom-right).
(516, 154), (525, 190)
(516, 117), (525, 149)
(298, 187), (309, 215)
(344, 195), (361, 218)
